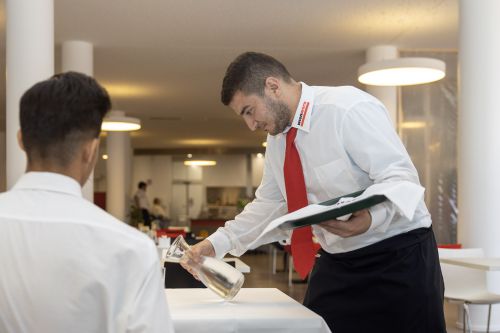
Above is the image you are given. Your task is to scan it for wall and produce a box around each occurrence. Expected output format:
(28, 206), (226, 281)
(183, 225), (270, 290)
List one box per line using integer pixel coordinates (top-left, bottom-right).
(94, 150), (107, 192)
(202, 155), (247, 187)
(252, 153), (265, 187)
(171, 161), (203, 224)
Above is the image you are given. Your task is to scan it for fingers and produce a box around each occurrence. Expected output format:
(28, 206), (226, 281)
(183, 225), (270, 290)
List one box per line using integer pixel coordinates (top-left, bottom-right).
(353, 209), (369, 217)
(180, 252), (201, 280)
(318, 220), (352, 238)
(179, 240), (212, 278)
(178, 240), (216, 281)
(197, 239), (216, 257)
(318, 209), (371, 238)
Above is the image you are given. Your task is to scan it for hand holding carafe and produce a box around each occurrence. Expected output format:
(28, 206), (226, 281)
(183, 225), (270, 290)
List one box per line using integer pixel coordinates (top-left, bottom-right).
(165, 236), (245, 301)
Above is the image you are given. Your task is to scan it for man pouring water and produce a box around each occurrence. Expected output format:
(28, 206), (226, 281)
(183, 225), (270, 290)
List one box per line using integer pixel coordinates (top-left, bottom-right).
(181, 52), (446, 333)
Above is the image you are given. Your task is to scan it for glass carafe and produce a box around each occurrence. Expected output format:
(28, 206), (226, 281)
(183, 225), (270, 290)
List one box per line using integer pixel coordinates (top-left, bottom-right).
(165, 235), (245, 300)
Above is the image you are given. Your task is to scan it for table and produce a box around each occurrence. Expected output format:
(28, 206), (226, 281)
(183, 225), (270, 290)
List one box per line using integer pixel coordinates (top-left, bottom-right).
(440, 257), (500, 271)
(165, 288), (332, 333)
(224, 257), (251, 273)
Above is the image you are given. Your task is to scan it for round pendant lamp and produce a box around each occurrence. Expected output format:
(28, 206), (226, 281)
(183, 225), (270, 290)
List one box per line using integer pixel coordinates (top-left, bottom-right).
(358, 57), (446, 86)
(102, 110), (141, 131)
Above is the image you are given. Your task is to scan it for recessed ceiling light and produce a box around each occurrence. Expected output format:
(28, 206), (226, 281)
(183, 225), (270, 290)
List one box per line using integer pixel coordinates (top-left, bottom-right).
(184, 160), (217, 166)
(400, 121), (427, 129)
(102, 84), (156, 97)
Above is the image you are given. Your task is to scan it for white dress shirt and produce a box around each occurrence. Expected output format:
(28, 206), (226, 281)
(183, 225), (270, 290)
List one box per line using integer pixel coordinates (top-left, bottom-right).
(208, 83), (431, 258)
(0, 172), (174, 333)
(135, 189), (150, 210)
(152, 204), (167, 218)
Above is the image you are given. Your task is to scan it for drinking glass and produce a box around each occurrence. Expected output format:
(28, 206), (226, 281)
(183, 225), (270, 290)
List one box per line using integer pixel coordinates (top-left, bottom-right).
(165, 235), (245, 300)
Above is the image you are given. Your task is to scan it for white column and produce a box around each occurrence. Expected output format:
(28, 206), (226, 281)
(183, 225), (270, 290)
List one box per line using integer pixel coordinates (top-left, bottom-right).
(365, 45), (398, 128)
(245, 154), (253, 198)
(62, 41), (95, 201)
(106, 131), (128, 221)
(124, 137), (133, 216)
(458, 0), (500, 330)
(0, 131), (6, 192)
(62, 41), (93, 75)
(6, 0), (54, 188)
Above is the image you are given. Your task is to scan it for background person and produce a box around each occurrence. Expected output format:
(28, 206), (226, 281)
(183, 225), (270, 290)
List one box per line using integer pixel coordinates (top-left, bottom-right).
(182, 52), (446, 332)
(152, 197), (170, 228)
(0, 72), (174, 333)
(134, 181), (151, 227)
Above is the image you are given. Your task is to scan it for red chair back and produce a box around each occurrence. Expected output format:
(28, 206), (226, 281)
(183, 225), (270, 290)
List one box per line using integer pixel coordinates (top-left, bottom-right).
(437, 243), (462, 249)
(156, 229), (186, 239)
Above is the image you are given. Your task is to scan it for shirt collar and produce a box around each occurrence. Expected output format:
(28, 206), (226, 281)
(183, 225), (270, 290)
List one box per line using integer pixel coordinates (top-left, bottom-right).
(12, 172), (83, 198)
(290, 82), (314, 133)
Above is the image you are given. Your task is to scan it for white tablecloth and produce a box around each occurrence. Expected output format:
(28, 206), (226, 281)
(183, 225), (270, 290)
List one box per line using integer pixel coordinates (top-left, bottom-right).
(440, 257), (500, 271)
(165, 288), (332, 333)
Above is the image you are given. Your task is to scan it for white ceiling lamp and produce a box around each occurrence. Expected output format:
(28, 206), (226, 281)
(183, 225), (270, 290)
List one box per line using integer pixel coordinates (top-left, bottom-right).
(358, 58), (446, 86)
(358, 45), (446, 86)
(102, 110), (141, 131)
(184, 160), (217, 166)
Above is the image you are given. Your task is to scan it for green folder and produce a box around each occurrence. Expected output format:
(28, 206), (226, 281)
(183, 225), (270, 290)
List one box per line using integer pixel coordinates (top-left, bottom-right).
(278, 189), (387, 230)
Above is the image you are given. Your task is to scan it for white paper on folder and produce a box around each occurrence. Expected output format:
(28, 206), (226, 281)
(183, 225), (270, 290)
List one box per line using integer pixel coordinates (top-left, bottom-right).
(247, 181), (424, 249)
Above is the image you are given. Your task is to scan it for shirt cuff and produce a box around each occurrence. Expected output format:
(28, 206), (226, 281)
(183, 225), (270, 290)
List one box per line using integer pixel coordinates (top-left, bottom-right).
(368, 203), (388, 231)
(206, 229), (233, 259)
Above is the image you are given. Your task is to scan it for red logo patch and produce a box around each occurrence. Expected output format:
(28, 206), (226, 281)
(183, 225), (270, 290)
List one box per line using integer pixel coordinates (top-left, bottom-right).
(297, 101), (310, 126)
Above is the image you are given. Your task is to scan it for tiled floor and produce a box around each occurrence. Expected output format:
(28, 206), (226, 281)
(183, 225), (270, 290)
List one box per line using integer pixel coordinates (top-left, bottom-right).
(238, 248), (463, 333)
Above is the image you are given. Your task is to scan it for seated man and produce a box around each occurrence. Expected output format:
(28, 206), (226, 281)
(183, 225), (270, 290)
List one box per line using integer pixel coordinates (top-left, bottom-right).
(0, 72), (174, 333)
(152, 197), (170, 228)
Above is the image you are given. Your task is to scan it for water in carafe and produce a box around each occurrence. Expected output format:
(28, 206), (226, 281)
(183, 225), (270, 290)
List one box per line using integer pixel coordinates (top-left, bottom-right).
(196, 256), (244, 299)
(165, 235), (244, 300)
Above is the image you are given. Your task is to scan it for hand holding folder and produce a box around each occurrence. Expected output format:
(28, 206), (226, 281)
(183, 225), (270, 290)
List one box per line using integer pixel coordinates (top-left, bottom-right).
(247, 181), (425, 249)
(278, 189), (386, 230)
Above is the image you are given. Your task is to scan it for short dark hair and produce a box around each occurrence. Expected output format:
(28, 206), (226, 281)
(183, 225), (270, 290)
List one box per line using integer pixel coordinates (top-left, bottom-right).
(221, 52), (292, 105)
(20, 71), (111, 166)
(138, 181), (147, 189)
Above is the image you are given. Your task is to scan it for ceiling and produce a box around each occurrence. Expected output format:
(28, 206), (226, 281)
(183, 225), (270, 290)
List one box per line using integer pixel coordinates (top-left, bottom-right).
(0, 0), (458, 152)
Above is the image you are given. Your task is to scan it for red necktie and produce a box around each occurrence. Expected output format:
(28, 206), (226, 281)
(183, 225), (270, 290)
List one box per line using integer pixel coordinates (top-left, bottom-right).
(284, 127), (316, 279)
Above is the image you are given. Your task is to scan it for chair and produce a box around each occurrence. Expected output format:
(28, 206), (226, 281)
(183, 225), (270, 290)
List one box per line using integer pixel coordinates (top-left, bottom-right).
(270, 242), (289, 275)
(438, 248), (500, 333)
(271, 243), (321, 287)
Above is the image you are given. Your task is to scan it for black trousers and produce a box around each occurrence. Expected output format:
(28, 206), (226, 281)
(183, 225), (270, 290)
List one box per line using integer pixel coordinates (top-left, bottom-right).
(303, 228), (446, 333)
(141, 209), (151, 227)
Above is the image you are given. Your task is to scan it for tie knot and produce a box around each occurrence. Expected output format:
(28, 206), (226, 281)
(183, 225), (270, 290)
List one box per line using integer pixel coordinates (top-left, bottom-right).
(286, 127), (298, 146)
